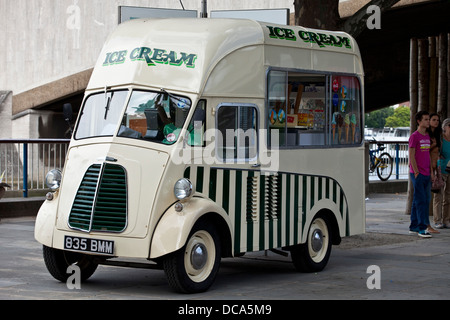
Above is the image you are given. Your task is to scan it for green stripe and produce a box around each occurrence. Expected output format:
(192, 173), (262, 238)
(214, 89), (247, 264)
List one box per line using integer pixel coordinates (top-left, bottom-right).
(346, 207), (350, 236)
(247, 171), (254, 252)
(333, 180), (337, 203)
(196, 166), (204, 193)
(234, 171), (242, 254)
(277, 174), (283, 247)
(325, 177), (330, 199)
(284, 174), (290, 247)
(302, 175), (307, 233)
(294, 175), (299, 243)
(259, 174), (265, 251)
(222, 170), (230, 214)
(184, 167), (190, 179)
(209, 168), (217, 201)
(318, 177), (323, 201)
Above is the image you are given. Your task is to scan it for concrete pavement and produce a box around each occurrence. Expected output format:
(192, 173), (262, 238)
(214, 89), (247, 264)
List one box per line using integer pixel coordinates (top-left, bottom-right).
(0, 193), (449, 300)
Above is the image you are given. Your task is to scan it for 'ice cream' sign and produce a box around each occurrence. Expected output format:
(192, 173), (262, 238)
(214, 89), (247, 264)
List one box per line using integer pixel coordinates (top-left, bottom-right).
(267, 26), (352, 50)
(102, 47), (198, 68)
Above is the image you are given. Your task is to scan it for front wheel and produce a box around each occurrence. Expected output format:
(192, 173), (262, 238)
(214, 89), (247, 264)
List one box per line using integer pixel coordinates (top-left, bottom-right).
(42, 246), (98, 282)
(290, 215), (332, 273)
(163, 220), (221, 293)
(377, 152), (393, 181)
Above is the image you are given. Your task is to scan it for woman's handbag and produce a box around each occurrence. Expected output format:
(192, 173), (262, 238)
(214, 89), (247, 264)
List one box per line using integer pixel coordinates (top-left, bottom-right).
(432, 165), (445, 193)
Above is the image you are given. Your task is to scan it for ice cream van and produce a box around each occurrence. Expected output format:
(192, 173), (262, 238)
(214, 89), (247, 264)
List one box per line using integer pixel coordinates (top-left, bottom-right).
(35, 18), (365, 293)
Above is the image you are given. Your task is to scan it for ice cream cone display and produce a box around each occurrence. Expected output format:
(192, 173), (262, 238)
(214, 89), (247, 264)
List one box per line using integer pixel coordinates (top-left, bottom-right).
(351, 113), (357, 143)
(344, 114), (350, 143)
(332, 112), (338, 142)
(340, 85), (347, 99)
(278, 109), (285, 125)
(337, 113), (343, 142)
(269, 109), (276, 125)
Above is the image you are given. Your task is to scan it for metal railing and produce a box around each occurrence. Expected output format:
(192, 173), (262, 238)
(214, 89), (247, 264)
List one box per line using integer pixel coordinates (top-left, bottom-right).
(0, 139), (70, 197)
(367, 140), (409, 181)
(0, 139), (408, 198)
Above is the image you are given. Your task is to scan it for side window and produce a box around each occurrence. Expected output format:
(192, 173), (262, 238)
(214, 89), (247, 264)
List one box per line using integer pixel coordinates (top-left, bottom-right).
(216, 104), (258, 162)
(268, 71), (326, 147)
(267, 70), (362, 148)
(330, 76), (362, 145)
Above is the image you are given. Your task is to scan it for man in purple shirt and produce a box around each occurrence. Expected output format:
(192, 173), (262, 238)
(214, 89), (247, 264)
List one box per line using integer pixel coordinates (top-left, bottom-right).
(409, 111), (432, 238)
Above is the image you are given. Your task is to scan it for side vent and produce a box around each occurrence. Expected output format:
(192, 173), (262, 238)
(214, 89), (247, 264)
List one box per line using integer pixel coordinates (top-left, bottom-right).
(264, 174), (280, 220)
(246, 176), (258, 222)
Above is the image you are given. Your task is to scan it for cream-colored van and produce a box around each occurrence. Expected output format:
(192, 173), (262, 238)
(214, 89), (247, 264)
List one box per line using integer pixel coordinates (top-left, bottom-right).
(35, 18), (365, 293)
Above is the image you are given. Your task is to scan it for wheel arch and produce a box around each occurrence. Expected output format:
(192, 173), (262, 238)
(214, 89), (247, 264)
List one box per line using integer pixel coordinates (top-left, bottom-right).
(195, 213), (233, 258)
(149, 197), (233, 259)
(315, 208), (342, 246)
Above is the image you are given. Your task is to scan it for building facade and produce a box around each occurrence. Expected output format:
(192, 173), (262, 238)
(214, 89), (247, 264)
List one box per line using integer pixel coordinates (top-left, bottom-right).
(0, 0), (295, 139)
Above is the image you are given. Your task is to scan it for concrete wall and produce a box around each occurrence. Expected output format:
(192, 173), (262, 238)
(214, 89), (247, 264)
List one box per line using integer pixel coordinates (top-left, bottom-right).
(0, 0), (294, 95)
(0, 0), (294, 139)
(0, 91), (12, 139)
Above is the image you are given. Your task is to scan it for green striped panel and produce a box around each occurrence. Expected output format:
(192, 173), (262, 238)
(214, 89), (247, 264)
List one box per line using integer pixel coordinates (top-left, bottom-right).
(183, 166), (349, 256)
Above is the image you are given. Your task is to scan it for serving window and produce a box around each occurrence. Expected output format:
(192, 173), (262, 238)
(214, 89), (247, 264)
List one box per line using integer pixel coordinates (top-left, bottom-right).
(267, 70), (362, 148)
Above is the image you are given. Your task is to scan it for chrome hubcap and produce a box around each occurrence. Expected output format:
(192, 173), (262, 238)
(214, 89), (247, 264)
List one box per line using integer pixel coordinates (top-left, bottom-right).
(191, 243), (208, 270)
(311, 229), (323, 253)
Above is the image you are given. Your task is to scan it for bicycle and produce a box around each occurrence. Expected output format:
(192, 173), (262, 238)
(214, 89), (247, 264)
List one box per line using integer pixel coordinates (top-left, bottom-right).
(368, 140), (393, 181)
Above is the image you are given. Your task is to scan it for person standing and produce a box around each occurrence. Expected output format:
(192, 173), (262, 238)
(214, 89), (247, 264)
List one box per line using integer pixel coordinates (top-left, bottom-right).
(434, 118), (450, 229)
(409, 111), (432, 238)
(428, 113), (441, 233)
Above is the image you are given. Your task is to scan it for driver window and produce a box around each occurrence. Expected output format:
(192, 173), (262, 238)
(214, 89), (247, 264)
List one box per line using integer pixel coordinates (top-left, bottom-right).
(119, 90), (191, 144)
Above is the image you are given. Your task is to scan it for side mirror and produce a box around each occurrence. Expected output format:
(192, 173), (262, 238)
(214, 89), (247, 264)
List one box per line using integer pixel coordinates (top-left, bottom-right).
(63, 103), (73, 123)
(63, 103), (74, 138)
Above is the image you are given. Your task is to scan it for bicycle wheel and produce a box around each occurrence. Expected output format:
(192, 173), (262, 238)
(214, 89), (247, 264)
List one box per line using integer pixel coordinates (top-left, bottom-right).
(376, 152), (393, 181)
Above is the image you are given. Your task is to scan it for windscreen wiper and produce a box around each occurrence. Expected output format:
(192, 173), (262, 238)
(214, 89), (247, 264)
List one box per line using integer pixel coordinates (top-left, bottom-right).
(104, 87), (113, 120)
(104, 96), (111, 120)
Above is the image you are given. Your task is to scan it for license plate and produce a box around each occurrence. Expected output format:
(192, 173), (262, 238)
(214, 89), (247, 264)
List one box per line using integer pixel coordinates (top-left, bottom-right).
(64, 236), (114, 255)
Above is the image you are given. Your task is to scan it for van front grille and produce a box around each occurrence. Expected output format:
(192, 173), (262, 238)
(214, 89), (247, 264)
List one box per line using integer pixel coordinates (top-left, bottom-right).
(68, 164), (127, 233)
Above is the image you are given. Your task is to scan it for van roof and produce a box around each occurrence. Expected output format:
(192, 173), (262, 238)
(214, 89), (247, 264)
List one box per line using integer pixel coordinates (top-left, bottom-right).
(87, 18), (363, 96)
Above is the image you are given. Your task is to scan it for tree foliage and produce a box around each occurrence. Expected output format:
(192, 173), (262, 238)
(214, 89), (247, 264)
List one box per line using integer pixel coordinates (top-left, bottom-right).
(385, 105), (411, 127)
(365, 107), (394, 128)
(365, 105), (411, 128)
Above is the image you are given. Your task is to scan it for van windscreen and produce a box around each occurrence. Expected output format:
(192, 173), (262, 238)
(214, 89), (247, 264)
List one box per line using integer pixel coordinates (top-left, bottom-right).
(75, 90), (128, 140)
(74, 90), (192, 144)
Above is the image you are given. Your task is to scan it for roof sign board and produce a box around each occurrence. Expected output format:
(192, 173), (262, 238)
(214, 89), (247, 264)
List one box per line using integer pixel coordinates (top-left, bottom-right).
(119, 6), (198, 24)
(210, 9), (290, 25)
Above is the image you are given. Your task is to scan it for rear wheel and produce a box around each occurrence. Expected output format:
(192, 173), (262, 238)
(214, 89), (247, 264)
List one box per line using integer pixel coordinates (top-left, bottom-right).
(290, 215), (332, 273)
(163, 220), (221, 293)
(42, 246), (98, 282)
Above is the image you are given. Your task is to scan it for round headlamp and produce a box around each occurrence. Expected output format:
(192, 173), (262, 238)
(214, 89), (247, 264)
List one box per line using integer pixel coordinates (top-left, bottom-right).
(45, 169), (62, 191)
(174, 178), (193, 201)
